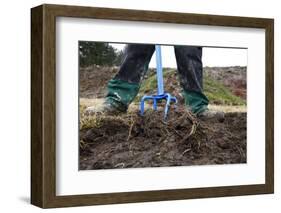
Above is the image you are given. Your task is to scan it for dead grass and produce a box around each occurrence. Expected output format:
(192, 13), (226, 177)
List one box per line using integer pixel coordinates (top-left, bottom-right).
(80, 98), (247, 115)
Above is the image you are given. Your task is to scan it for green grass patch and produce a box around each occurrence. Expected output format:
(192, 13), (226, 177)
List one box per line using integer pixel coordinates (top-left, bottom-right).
(134, 68), (245, 106)
(134, 69), (176, 102)
(203, 75), (245, 105)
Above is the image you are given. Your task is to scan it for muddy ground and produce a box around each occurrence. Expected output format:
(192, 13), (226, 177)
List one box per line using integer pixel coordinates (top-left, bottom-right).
(79, 65), (247, 170)
(79, 107), (246, 170)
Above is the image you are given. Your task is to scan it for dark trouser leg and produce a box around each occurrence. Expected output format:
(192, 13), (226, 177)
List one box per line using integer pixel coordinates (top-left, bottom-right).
(106, 44), (155, 111)
(174, 46), (209, 114)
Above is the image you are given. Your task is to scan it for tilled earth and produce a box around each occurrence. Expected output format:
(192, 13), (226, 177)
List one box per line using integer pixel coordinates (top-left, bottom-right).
(79, 107), (246, 170)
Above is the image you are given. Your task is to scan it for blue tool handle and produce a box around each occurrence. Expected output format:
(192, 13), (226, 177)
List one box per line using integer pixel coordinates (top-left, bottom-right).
(155, 45), (164, 95)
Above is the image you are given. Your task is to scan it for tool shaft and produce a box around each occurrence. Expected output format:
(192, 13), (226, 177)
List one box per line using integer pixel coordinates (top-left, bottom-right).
(155, 45), (164, 95)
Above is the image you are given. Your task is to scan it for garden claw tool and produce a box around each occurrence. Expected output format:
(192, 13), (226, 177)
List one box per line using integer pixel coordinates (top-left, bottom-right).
(140, 45), (177, 119)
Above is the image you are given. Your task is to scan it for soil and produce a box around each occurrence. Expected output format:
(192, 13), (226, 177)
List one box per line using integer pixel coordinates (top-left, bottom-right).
(79, 107), (246, 170)
(79, 65), (119, 98)
(79, 65), (247, 170)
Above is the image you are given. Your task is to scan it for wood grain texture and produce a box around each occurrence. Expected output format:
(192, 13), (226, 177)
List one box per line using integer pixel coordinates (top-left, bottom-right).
(31, 5), (43, 207)
(31, 5), (57, 208)
(265, 20), (274, 193)
(31, 4), (274, 208)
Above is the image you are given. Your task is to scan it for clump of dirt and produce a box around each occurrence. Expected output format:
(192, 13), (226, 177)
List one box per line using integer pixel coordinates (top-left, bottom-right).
(79, 107), (246, 170)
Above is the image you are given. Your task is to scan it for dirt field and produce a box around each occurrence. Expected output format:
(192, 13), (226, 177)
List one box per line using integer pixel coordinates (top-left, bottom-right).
(79, 65), (247, 170)
(79, 106), (246, 170)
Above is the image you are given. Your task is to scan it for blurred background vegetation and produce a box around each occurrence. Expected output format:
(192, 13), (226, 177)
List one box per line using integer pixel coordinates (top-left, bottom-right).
(79, 41), (124, 67)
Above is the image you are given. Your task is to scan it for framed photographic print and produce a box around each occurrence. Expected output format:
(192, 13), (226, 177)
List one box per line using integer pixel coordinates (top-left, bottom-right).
(31, 4), (274, 208)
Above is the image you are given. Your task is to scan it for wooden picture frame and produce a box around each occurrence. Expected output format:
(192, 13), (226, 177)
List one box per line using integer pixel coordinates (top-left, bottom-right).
(31, 4), (274, 208)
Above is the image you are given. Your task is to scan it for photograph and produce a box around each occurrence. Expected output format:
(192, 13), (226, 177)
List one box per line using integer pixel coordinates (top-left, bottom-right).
(79, 42), (247, 170)
(30, 4), (274, 208)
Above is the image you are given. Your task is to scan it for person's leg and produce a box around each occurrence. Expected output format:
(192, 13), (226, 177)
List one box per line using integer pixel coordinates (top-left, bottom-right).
(106, 44), (155, 111)
(174, 46), (209, 114)
(113, 44), (155, 84)
(85, 44), (155, 115)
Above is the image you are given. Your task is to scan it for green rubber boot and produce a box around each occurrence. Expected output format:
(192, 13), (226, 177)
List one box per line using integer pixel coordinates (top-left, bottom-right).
(84, 79), (140, 116)
(182, 89), (224, 122)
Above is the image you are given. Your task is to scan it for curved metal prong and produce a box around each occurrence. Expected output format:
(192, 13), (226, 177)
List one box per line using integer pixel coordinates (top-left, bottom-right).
(153, 98), (157, 110)
(171, 96), (177, 104)
(140, 95), (154, 116)
(140, 93), (177, 118)
(164, 94), (172, 119)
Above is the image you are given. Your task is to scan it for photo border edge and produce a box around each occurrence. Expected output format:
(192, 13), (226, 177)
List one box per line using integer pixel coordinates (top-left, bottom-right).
(31, 4), (274, 208)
